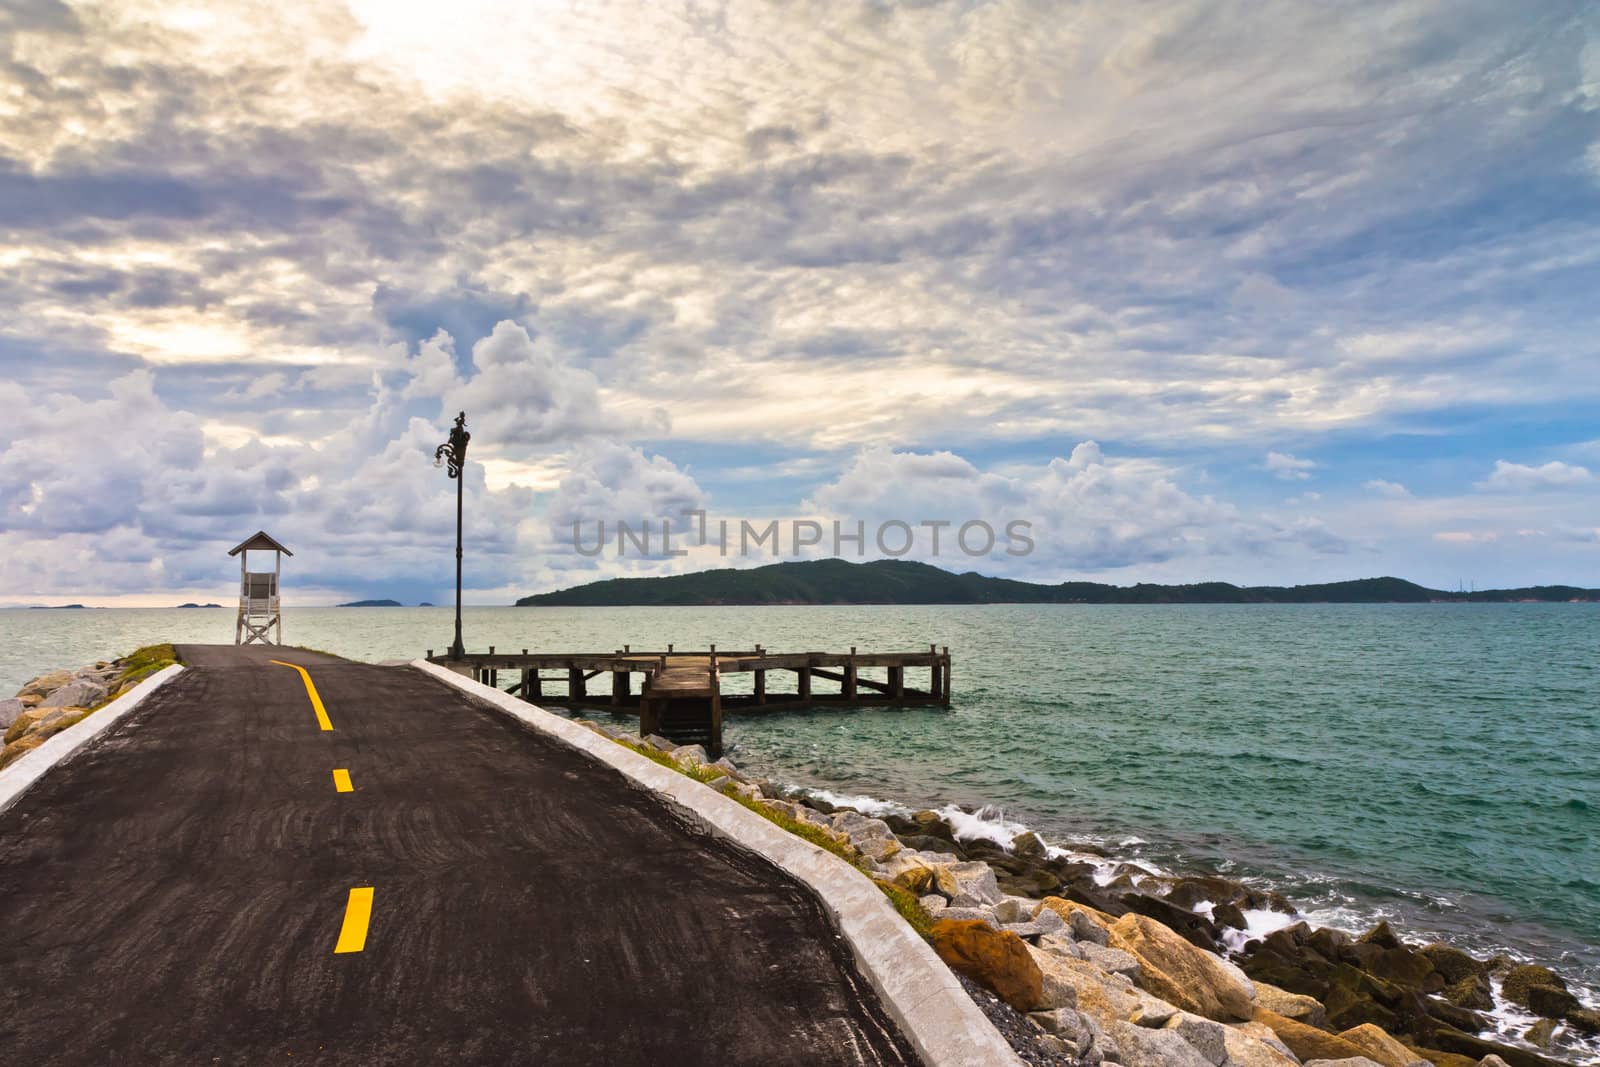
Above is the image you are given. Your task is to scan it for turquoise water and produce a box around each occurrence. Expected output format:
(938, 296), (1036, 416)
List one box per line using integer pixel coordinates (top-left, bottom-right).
(3, 603), (1596, 1011)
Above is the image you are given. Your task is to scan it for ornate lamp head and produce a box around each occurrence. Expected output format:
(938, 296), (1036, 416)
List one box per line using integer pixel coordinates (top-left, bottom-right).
(433, 411), (470, 478)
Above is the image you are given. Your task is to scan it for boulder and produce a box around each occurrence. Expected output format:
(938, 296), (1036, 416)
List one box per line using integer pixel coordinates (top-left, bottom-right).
(1165, 1012), (1229, 1066)
(1444, 974), (1493, 1012)
(929, 919), (1044, 1012)
(1524, 984), (1579, 1019)
(1566, 1008), (1600, 1035)
(1079, 942), (1142, 980)
(1360, 921), (1405, 950)
(1215, 902), (1250, 930)
(670, 744), (708, 767)
(1477, 1058), (1513, 1067)
(910, 809), (955, 839)
(1302, 1059), (1387, 1067)
(16, 670), (72, 701)
(1029, 945), (1147, 1020)
(1035, 932), (1086, 961)
(1121, 890), (1224, 951)
(1402, 1046), (1475, 1067)
(40, 680), (107, 709)
(1253, 1008), (1379, 1064)
(1522, 1020), (1558, 1048)
(1500, 965), (1565, 1009)
(877, 852), (938, 893)
(992, 897), (1032, 924)
(1324, 963), (1404, 1032)
(1012, 830), (1046, 858)
(1419, 944), (1486, 985)
(918, 894), (947, 917)
(996, 866), (1063, 898)
(1036, 896), (1115, 944)
(932, 860), (1004, 908)
(0, 697), (24, 730)
(1110, 1020), (1217, 1067)
(644, 733), (676, 751)
(1109, 912), (1257, 1021)
(1255, 980), (1330, 1028)
(5, 706), (53, 745)
(26, 708), (88, 742)
(0, 733), (47, 769)
(1224, 1025), (1304, 1067)
(1427, 1030), (1569, 1067)
(1338, 1023), (1432, 1067)
(1237, 1021), (1302, 1061)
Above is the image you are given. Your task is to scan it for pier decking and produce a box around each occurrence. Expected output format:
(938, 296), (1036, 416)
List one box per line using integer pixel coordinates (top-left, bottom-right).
(424, 645), (952, 755)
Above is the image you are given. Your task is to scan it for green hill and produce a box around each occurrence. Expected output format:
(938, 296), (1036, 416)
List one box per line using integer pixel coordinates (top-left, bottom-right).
(514, 560), (1599, 606)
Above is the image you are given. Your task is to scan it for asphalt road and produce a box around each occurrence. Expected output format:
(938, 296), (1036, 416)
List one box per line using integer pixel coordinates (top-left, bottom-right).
(0, 644), (917, 1065)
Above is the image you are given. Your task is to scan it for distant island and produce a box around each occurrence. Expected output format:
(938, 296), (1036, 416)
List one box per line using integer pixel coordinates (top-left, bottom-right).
(418, 602), (435, 607)
(28, 604), (86, 609)
(338, 599), (404, 607)
(515, 558), (1600, 606)
(176, 603), (223, 609)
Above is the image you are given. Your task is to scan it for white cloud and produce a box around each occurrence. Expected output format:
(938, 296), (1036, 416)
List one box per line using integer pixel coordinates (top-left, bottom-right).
(1476, 460), (1593, 492)
(1364, 479), (1411, 498)
(1265, 451), (1317, 480)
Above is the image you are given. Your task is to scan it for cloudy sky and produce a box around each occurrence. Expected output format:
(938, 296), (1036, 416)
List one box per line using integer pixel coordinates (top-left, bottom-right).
(2, 0), (1597, 605)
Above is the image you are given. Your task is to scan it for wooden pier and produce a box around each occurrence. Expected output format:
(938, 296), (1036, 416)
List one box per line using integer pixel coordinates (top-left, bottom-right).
(424, 645), (951, 756)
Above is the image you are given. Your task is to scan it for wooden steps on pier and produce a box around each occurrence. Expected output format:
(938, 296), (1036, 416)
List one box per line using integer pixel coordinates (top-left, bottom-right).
(425, 644), (951, 759)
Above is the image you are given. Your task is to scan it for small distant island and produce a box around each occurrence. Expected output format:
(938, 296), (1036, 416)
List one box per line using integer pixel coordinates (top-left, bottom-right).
(176, 603), (223, 609)
(516, 558), (1600, 606)
(338, 599), (404, 607)
(28, 604), (87, 609)
(418, 602), (435, 607)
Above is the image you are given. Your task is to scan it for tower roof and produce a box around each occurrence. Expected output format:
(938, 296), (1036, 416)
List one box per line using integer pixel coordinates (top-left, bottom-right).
(227, 531), (293, 557)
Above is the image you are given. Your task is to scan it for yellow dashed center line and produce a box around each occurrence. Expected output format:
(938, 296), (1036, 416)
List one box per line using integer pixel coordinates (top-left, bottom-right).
(334, 887), (374, 954)
(332, 768), (353, 793)
(269, 660), (332, 731)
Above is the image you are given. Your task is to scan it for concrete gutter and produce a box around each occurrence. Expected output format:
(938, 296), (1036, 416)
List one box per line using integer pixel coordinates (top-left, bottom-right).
(413, 658), (1024, 1067)
(0, 663), (185, 818)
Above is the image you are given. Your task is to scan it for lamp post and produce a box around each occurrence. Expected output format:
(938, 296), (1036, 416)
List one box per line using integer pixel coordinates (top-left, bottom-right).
(433, 411), (470, 659)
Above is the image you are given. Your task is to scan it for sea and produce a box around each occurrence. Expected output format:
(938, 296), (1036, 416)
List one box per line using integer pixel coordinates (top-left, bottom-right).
(3, 602), (1596, 1055)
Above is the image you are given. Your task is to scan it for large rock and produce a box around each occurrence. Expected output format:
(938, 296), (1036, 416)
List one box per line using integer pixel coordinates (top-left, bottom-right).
(5, 706), (53, 745)
(1121, 890), (1225, 951)
(1524, 984), (1579, 1019)
(41, 679), (107, 708)
(1223, 1024), (1303, 1067)
(1444, 974), (1493, 1012)
(1255, 980), (1330, 1027)
(0, 733), (47, 769)
(26, 708), (88, 742)
(1500, 965), (1565, 1009)
(1029, 945), (1154, 1021)
(0, 697), (24, 730)
(1302, 1059), (1387, 1067)
(932, 860), (1004, 907)
(1165, 1011), (1229, 1066)
(1109, 912), (1257, 1021)
(16, 670), (72, 701)
(1426, 1029), (1570, 1067)
(1338, 1023), (1432, 1067)
(1567, 1008), (1600, 1035)
(929, 919), (1044, 1012)
(1419, 944), (1485, 985)
(876, 851), (938, 893)
(1254, 1008), (1380, 1064)
(1110, 1020), (1217, 1067)
(1036, 895), (1115, 944)
(1080, 941), (1142, 979)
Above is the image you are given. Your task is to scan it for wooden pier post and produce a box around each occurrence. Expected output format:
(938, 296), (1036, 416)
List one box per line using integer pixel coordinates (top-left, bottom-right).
(942, 646), (951, 706)
(612, 669), (630, 705)
(797, 663), (812, 704)
(568, 665), (585, 703)
(754, 669), (766, 705)
(889, 665), (903, 702)
(844, 647), (858, 704)
(526, 668), (542, 701)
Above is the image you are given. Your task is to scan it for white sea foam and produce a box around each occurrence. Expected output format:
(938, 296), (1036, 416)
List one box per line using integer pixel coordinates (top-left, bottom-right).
(1218, 907), (1301, 954)
(801, 788), (912, 819)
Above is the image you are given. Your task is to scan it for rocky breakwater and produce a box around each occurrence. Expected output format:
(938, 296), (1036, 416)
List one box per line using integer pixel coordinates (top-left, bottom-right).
(0, 645), (176, 771)
(551, 721), (1593, 1067)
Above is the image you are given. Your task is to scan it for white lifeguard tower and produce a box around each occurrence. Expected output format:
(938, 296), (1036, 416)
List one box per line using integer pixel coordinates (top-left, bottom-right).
(229, 531), (292, 645)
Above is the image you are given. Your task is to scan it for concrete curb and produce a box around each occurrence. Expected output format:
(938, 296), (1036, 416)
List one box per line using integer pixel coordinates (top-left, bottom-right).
(0, 664), (185, 818)
(413, 658), (1023, 1067)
